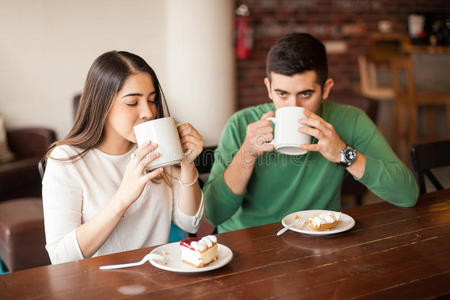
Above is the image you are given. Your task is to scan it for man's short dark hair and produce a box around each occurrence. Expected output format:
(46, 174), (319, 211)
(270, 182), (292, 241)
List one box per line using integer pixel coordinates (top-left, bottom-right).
(266, 33), (328, 87)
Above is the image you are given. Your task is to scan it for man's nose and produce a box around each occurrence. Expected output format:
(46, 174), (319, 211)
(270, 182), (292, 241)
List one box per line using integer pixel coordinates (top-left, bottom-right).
(286, 96), (297, 106)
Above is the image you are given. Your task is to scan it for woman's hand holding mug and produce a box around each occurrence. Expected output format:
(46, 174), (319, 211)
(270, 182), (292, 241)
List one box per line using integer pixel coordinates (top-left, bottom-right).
(116, 141), (163, 208)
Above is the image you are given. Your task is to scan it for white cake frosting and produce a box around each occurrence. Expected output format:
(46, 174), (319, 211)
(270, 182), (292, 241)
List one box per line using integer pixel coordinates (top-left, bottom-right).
(310, 212), (341, 227)
(190, 235), (217, 252)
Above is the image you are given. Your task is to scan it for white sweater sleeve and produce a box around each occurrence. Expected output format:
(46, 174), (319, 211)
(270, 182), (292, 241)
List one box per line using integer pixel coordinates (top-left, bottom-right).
(42, 147), (85, 264)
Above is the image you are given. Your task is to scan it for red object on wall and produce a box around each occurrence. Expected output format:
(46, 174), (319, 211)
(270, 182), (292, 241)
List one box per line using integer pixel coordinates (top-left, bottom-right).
(235, 4), (253, 59)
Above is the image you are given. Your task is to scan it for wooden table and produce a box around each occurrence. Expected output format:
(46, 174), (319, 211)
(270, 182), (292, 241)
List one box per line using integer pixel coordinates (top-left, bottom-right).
(1, 190), (450, 299)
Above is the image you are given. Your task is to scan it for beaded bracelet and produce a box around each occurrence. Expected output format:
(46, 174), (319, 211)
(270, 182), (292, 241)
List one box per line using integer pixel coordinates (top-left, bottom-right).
(179, 168), (199, 187)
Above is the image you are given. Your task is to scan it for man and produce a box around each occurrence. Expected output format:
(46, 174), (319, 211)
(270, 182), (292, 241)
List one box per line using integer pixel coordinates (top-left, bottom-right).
(203, 33), (418, 233)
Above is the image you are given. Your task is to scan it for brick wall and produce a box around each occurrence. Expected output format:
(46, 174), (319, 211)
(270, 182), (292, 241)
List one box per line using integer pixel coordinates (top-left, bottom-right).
(236, 0), (450, 109)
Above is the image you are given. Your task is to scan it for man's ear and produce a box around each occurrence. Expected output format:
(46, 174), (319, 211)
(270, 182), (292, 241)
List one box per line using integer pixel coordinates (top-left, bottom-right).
(264, 77), (272, 100)
(321, 78), (334, 100)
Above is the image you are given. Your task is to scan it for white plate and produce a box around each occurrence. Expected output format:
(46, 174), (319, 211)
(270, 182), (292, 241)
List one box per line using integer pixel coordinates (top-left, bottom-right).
(281, 210), (355, 236)
(149, 242), (233, 273)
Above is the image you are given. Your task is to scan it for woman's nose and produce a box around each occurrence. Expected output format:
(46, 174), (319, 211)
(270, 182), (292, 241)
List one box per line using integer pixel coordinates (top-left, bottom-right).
(139, 103), (155, 121)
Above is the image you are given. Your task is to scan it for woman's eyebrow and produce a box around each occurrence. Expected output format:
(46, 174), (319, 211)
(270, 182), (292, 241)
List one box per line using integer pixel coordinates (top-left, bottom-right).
(121, 91), (156, 98)
(121, 93), (142, 98)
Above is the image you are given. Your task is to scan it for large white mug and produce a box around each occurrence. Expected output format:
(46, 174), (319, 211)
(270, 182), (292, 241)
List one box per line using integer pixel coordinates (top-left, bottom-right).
(133, 117), (184, 170)
(267, 106), (311, 155)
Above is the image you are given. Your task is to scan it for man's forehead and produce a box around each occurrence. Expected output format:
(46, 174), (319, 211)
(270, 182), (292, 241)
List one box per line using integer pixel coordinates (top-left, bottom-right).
(269, 71), (319, 89)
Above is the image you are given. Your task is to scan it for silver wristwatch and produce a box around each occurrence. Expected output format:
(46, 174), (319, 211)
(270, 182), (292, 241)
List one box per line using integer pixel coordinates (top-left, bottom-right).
(339, 145), (357, 167)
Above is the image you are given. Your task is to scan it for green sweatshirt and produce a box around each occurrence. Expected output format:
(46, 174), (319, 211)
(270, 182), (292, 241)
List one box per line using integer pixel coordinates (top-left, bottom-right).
(203, 102), (419, 233)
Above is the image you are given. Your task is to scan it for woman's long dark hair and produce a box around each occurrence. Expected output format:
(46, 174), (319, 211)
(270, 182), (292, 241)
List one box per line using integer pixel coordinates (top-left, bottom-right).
(45, 51), (172, 184)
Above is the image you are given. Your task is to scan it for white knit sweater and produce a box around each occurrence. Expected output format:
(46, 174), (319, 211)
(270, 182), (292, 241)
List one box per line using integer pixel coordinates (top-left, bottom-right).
(42, 145), (203, 264)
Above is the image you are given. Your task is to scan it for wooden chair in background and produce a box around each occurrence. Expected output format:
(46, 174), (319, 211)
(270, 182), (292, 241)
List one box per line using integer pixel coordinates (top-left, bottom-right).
(390, 55), (450, 161)
(410, 139), (450, 194)
(358, 35), (408, 144)
(358, 55), (394, 142)
(358, 55), (394, 101)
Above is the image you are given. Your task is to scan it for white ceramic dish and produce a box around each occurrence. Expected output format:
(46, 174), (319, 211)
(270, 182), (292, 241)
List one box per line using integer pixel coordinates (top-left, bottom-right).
(149, 242), (233, 273)
(281, 210), (355, 236)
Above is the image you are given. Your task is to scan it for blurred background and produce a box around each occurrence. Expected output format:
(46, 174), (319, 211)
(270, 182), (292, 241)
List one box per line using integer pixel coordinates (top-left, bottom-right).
(1, 0), (449, 149)
(1, 0), (450, 199)
(1, 0), (450, 200)
(0, 0), (235, 146)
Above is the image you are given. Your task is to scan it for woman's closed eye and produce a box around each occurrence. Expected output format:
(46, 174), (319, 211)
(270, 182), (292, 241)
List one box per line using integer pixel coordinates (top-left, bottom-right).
(125, 98), (157, 106)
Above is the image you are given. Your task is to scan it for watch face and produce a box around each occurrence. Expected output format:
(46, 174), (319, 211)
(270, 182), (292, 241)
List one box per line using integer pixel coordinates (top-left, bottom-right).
(344, 148), (356, 161)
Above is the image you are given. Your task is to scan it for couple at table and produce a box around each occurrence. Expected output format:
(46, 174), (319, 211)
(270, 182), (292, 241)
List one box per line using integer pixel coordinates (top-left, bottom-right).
(42, 33), (418, 264)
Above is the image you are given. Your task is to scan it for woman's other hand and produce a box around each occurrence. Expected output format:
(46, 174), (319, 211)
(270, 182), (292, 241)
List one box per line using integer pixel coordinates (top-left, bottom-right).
(177, 123), (204, 164)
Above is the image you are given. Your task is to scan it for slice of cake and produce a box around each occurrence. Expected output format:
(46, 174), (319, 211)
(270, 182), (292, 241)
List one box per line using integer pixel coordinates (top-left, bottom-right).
(308, 212), (341, 231)
(180, 235), (218, 268)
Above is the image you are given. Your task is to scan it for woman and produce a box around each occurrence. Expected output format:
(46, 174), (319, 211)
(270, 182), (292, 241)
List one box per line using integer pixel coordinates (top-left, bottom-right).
(42, 51), (204, 264)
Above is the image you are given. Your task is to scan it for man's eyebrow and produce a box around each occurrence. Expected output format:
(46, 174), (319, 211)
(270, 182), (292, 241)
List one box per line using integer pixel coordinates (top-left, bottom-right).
(297, 89), (315, 95)
(273, 88), (315, 94)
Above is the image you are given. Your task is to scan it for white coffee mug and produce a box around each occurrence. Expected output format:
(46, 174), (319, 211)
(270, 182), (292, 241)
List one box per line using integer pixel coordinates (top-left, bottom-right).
(133, 117), (184, 170)
(267, 106), (311, 155)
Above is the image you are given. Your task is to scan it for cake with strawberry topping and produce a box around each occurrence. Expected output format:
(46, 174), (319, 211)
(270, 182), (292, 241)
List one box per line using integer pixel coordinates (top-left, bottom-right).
(180, 235), (218, 268)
